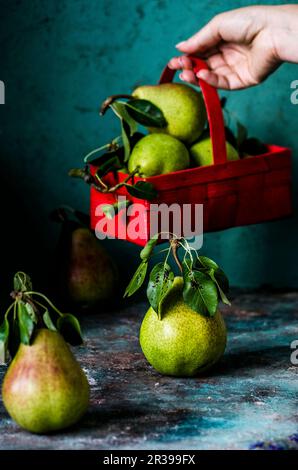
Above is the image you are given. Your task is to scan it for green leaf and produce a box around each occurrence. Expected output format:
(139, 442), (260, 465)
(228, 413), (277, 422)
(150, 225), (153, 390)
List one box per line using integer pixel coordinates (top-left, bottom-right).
(236, 121), (248, 149)
(0, 317), (10, 364)
(121, 119), (131, 162)
(25, 302), (38, 323)
(57, 314), (83, 346)
(96, 155), (122, 178)
(101, 199), (131, 220)
(208, 269), (231, 306)
(140, 233), (159, 261)
(147, 262), (174, 318)
(214, 268), (229, 295)
(111, 101), (138, 135)
(182, 257), (193, 274)
(125, 99), (167, 128)
(197, 257), (229, 293)
(124, 261), (148, 298)
(111, 102), (138, 163)
(17, 301), (34, 345)
(198, 256), (219, 271)
(126, 181), (158, 201)
(13, 272), (32, 292)
(195, 257), (230, 306)
(183, 270), (218, 317)
(43, 310), (57, 331)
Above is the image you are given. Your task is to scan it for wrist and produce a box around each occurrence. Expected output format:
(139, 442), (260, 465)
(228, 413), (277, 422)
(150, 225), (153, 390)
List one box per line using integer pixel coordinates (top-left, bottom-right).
(271, 5), (298, 63)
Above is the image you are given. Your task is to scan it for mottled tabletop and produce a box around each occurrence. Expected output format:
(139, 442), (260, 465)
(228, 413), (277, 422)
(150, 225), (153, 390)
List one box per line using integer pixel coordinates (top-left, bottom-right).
(0, 291), (297, 450)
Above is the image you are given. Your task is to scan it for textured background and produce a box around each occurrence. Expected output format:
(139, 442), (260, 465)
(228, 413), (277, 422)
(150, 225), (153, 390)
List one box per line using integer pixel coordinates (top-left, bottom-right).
(0, 0), (298, 298)
(0, 291), (298, 449)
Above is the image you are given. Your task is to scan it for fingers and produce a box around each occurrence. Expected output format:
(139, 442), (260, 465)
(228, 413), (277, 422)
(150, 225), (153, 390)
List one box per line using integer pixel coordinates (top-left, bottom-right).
(196, 69), (244, 90)
(179, 69), (198, 85)
(176, 16), (222, 55)
(168, 56), (197, 84)
(196, 69), (228, 88)
(168, 55), (193, 70)
(207, 53), (226, 71)
(167, 53), (239, 89)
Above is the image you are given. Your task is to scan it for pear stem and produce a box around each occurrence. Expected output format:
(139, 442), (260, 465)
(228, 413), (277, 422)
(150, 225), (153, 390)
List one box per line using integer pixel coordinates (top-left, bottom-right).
(4, 302), (14, 320)
(100, 94), (133, 115)
(25, 292), (64, 317)
(94, 173), (109, 191)
(170, 238), (183, 273)
(108, 167), (140, 193)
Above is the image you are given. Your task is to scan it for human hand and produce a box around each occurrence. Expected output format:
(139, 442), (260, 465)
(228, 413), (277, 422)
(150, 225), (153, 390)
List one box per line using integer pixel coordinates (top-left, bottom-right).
(168, 5), (298, 90)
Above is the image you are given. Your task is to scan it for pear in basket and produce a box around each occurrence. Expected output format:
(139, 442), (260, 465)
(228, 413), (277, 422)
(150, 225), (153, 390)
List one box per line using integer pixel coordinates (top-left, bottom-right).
(191, 136), (239, 167)
(128, 133), (190, 177)
(132, 83), (207, 144)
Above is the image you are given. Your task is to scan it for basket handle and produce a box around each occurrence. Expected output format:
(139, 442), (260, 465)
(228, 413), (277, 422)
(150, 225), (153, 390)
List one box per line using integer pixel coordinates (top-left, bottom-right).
(159, 56), (227, 165)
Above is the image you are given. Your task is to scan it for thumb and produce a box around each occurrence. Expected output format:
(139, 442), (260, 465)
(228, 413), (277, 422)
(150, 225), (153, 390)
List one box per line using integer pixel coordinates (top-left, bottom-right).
(176, 17), (221, 55)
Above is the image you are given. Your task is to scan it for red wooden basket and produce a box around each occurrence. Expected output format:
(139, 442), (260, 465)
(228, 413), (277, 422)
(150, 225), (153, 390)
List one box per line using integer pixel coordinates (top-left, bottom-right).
(90, 57), (292, 246)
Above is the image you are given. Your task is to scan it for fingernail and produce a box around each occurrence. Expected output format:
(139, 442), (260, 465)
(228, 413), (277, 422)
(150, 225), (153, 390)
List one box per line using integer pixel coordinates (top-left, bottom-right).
(176, 41), (186, 48)
(179, 73), (184, 80)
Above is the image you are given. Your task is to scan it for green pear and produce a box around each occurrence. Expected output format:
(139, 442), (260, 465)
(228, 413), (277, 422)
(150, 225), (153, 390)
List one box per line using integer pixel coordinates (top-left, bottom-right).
(128, 134), (189, 177)
(66, 227), (118, 308)
(140, 277), (227, 377)
(2, 329), (90, 433)
(133, 83), (207, 144)
(190, 137), (239, 167)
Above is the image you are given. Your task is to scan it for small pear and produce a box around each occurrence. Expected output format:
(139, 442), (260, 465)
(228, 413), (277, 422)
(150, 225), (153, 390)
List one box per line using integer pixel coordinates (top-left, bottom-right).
(190, 137), (239, 167)
(66, 227), (118, 308)
(128, 133), (190, 177)
(133, 83), (207, 144)
(140, 277), (227, 377)
(2, 329), (90, 433)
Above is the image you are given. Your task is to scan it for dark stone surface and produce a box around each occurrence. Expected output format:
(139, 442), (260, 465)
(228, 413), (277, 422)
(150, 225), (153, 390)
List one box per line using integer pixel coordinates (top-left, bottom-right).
(0, 291), (297, 450)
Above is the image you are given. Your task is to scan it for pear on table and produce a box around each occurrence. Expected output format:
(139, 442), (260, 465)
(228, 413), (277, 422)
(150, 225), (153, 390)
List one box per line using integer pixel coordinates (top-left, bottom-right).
(66, 227), (118, 308)
(140, 277), (227, 377)
(2, 329), (90, 434)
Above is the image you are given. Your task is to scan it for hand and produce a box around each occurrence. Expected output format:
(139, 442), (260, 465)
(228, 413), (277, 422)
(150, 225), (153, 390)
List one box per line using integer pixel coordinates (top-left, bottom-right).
(168, 5), (298, 90)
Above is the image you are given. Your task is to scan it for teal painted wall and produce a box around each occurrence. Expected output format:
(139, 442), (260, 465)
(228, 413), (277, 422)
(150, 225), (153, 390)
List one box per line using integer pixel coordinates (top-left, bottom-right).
(0, 0), (298, 295)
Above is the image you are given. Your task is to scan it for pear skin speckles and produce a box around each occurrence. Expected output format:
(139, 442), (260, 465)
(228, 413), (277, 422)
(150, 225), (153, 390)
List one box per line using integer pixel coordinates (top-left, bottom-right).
(140, 277), (227, 377)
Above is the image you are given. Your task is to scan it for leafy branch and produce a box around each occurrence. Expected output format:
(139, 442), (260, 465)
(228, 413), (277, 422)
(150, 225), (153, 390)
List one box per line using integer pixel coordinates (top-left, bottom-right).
(124, 234), (231, 320)
(69, 164), (158, 205)
(70, 93), (167, 206)
(0, 272), (83, 364)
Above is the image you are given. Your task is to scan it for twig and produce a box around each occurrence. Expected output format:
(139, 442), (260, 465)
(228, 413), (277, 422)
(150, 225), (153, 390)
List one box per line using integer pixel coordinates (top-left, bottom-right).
(170, 237), (183, 273)
(100, 94), (133, 115)
(108, 167), (140, 192)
